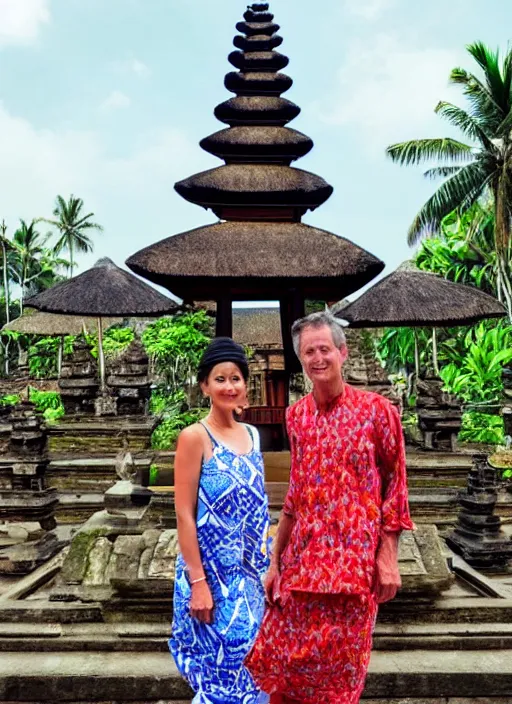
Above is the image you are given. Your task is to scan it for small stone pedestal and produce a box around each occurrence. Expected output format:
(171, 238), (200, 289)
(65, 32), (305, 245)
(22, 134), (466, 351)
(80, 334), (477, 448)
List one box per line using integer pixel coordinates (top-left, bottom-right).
(107, 340), (151, 416)
(59, 341), (99, 415)
(417, 375), (462, 451)
(0, 401), (63, 574)
(447, 453), (512, 568)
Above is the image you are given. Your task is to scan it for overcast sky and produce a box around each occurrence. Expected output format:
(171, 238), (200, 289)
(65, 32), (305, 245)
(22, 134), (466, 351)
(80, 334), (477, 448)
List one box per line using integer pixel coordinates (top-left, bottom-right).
(1, 0), (511, 304)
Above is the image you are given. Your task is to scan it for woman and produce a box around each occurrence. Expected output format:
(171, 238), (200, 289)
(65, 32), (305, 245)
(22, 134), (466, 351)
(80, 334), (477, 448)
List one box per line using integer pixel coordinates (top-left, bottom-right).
(169, 337), (270, 704)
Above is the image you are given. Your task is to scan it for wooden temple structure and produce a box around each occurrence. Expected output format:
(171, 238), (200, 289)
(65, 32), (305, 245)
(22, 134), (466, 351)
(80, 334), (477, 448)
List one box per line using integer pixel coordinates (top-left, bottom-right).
(126, 2), (384, 439)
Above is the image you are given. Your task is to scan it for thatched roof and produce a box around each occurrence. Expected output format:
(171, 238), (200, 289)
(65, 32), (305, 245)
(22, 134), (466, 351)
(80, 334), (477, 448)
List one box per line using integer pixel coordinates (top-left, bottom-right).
(3, 308), (123, 336)
(126, 221), (384, 300)
(236, 21), (280, 37)
(200, 126), (313, 163)
(228, 50), (289, 72)
(214, 96), (301, 126)
(225, 71), (292, 96)
(26, 258), (178, 317)
(250, 3), (270, 11)
(337, 269), (506, 327)
(174, 164), (333, 211)
(243, 9), (274, 22)
(233, 307), (282, 347)
(233, 34), (283, 52)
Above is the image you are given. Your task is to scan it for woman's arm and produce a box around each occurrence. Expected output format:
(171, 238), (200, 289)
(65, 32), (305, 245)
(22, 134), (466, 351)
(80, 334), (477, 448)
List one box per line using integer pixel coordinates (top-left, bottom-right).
(174, 425), (213, 623)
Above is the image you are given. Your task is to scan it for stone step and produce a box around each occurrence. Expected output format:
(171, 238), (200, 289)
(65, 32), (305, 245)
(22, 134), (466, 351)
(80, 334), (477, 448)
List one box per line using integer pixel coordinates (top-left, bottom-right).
(0, 649), (510, 700)
(0, 632), (510, 653)
(0, 601), (102, 623)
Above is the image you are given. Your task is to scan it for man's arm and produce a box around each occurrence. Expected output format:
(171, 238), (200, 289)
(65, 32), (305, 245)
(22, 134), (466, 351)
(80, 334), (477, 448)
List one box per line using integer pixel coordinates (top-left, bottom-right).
(375, 400), (415, 604)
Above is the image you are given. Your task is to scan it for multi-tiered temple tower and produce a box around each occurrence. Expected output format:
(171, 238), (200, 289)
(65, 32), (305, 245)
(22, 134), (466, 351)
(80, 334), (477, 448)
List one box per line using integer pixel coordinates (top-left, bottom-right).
(127, 3), (383, 381)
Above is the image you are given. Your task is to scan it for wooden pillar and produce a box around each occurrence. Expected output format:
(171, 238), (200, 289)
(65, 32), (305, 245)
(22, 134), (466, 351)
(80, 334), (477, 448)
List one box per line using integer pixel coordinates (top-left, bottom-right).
(216, 297), (233, 337)
(279, 289), (305, 378)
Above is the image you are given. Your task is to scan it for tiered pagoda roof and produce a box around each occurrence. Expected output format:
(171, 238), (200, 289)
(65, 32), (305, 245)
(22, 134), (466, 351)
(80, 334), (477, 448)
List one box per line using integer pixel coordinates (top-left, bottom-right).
(127, 3), (383, 306)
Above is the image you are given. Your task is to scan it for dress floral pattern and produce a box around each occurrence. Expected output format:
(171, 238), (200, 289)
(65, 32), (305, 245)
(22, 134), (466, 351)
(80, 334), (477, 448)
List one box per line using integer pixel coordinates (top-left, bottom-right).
(246, 384), (414, 703)
(170, 423), (270, 704)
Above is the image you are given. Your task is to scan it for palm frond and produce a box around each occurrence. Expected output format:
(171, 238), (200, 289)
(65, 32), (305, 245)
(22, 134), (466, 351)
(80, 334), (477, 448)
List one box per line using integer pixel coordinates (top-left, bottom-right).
(466, 42), (509, 113)
(423, 166), (462, 180)
(449, 67), (503, 131)
(407, 162), (489, 246)
(386, 138), (473, 166)
(435, 101), (496, 151)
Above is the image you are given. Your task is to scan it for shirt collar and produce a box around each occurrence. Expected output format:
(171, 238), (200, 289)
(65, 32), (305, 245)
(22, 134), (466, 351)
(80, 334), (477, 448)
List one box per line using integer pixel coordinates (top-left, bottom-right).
(308, 380), (347, 414)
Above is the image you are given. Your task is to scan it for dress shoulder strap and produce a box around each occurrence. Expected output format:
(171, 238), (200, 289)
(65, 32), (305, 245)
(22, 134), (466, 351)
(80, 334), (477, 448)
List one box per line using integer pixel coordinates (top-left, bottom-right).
(245, 424), (261, 453)
(199, 421), (219, 447)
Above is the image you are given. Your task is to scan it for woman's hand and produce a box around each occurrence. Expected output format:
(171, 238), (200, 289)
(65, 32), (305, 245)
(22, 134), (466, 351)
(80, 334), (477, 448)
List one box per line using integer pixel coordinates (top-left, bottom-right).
(190, 580), (214, 623)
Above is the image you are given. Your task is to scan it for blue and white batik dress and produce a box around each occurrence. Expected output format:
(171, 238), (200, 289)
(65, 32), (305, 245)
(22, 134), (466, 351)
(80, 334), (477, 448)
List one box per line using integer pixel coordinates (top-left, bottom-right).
(169, 422), (270, 704)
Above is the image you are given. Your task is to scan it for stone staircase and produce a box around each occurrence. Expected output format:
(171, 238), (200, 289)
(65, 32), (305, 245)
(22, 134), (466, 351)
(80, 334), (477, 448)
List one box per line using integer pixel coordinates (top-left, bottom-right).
(0, 604), (511, 702)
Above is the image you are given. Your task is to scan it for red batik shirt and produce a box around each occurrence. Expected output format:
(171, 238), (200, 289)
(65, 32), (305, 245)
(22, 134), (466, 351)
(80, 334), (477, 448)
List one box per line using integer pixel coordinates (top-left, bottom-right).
(279, 383), (414, 597)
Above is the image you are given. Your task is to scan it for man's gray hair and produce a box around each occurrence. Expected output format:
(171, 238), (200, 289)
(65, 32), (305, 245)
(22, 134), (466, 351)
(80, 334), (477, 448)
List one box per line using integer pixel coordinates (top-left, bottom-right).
(291, 310), (347, 358)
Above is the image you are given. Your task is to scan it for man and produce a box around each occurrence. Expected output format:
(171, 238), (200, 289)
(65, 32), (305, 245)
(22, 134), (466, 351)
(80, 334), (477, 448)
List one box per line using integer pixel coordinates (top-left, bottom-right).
(246, 311), (414, 704)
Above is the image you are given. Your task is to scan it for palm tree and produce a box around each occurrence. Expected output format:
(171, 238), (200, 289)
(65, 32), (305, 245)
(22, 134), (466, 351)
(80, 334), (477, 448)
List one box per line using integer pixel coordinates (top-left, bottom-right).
(0, 220), (13, 325)
(386, 42), (512, 318)
(11, 220), (51, 314)
(40, 195), (103, 277)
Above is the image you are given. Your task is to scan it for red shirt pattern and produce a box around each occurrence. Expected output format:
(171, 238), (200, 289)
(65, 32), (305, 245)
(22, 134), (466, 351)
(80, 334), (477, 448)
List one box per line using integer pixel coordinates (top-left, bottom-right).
(280, 383), (414, 598)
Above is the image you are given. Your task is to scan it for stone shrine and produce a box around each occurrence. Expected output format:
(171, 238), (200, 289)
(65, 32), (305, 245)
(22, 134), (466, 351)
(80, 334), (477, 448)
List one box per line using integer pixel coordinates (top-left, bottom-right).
(106, 339), (151, 416)
(417, 375), (463, 452)
(0, 401), (61, 574)
(447, 452), (512, 567)
(58, 340), (98, 415)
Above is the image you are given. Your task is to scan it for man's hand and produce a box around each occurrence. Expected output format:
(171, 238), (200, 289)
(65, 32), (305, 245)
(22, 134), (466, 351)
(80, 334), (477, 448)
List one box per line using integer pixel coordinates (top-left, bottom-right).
(374, 532), (401, 604)
(265, 562), (280, 605)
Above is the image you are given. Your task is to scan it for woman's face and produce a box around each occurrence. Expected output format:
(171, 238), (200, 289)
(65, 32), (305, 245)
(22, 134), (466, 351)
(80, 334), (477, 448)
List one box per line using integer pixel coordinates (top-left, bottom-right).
(201, 362), (247, 412)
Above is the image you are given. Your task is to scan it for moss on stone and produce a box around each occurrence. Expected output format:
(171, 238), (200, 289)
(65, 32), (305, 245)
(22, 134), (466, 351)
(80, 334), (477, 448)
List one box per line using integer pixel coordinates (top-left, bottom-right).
(61, 528), (110, 584)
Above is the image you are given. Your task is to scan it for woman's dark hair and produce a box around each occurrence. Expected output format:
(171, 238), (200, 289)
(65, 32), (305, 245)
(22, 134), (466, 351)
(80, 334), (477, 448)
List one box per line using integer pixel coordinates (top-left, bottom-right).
(197, 337), (249, 384)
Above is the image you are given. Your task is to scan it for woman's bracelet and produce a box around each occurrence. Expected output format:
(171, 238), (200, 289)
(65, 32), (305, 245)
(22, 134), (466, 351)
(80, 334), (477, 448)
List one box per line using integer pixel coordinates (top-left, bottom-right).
(190, 576), (207, 585)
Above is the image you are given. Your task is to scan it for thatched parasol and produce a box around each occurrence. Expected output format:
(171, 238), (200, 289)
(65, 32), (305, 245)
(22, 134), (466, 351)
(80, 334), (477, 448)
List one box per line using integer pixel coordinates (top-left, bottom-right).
(338, 269), (506, 328)
(337, 267), (506, 375)
(3, 308), (124, 375)
(26, 258), (178, 388)
(3, 308), (122, 336)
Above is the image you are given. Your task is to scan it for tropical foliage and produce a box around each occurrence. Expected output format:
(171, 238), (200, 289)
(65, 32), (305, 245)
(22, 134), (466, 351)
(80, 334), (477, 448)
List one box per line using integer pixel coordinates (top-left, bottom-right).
(142, 311), (212, 398)
(0, 194), (102, 375)
(439, 321), (512, 405)
(0, 389), (65, 423)
(387, 42), (512, 318)
(459, 411), (505, 445)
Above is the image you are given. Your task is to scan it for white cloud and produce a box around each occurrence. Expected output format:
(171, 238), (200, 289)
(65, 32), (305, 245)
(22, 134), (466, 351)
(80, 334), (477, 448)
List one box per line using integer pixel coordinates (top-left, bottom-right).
(0, 100), (211, 273)
(343, 0), (395, 20)
(99, 90), (132, 113)
(317, 35), (463, 152)
(112, 57), (151, 78)
(0, 0), (50, 46)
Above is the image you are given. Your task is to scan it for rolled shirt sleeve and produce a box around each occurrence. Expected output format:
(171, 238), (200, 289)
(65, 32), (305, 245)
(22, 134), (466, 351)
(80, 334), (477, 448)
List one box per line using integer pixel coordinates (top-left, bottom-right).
(375, 399), (415, 534)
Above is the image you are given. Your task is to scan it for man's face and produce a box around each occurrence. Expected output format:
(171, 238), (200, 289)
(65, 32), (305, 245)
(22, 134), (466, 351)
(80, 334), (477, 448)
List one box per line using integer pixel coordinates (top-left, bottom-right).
(299, 324), (347, 386)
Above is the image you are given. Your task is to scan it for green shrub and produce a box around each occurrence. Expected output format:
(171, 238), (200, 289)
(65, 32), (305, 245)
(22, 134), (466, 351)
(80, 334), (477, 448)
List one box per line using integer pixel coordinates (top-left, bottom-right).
(151, 407), (208, 450)
(29, 388), (65, 423)
(459, 412), (505, 445)
(0, 394), (20, 407)
(149, 464), (159, 486)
